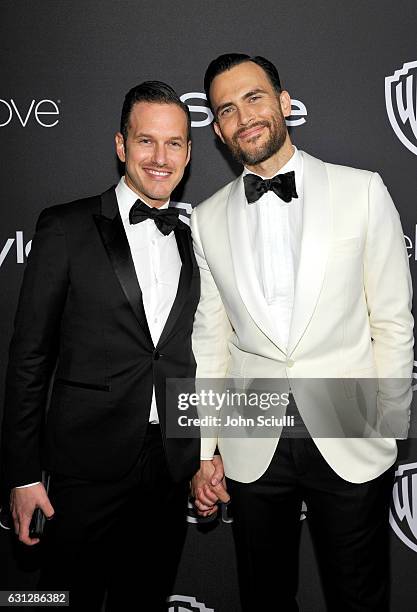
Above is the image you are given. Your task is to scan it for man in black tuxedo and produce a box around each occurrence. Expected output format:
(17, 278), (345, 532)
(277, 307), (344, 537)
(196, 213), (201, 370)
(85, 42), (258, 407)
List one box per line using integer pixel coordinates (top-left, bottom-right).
(2, 81), (200, 610)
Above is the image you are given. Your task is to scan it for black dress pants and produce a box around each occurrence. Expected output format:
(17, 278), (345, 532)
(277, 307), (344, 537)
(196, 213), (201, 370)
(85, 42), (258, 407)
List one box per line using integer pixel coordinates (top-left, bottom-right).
(227, 436), (395, 612)
(38, 424), (189, 611)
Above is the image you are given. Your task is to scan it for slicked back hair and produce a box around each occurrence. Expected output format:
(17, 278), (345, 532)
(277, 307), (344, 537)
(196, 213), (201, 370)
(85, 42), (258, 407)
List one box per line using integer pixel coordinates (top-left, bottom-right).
(120, 80), (191, 142)
(204, 53), (282, 115)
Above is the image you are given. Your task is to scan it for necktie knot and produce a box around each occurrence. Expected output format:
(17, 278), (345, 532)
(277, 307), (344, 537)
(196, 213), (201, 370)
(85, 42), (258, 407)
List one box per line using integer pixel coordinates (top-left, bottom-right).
(129, 199), (181, 235)
(243, 171), (298, 204)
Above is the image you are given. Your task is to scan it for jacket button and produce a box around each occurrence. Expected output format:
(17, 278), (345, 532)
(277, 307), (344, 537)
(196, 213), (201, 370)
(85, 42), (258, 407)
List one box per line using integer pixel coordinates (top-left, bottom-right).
(153, 350), (160, 361)
(286, 359), (295, 368)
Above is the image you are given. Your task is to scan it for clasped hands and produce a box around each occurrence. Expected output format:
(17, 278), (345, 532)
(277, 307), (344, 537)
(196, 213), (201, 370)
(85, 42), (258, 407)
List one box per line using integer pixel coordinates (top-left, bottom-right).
(191, 455), (230, 517)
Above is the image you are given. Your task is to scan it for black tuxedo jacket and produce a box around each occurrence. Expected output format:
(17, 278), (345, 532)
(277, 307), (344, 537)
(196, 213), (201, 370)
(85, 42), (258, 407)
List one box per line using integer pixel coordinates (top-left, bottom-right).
(2, 187), (200, 487)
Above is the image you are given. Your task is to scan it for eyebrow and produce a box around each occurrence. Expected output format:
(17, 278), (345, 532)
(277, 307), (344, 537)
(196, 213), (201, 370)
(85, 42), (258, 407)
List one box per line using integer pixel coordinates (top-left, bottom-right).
(215, 88), (268, 116)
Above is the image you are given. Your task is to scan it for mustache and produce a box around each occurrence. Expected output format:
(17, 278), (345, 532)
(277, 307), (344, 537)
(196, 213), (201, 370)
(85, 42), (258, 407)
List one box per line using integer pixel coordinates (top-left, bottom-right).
(233, 120), (270, 140)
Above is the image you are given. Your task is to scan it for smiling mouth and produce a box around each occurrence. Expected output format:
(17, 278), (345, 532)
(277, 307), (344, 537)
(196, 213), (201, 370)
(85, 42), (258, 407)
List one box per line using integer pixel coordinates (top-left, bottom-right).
(238, 125), (266, 140)
(143, 168), (172, 178)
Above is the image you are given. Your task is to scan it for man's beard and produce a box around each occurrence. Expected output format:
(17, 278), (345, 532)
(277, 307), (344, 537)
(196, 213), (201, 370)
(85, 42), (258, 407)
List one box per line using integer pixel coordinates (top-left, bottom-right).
(227, 113), (287, 166)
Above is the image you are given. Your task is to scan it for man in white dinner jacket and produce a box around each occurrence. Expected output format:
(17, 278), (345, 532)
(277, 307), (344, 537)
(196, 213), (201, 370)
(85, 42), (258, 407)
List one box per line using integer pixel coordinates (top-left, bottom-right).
(190, 53), (414, 612)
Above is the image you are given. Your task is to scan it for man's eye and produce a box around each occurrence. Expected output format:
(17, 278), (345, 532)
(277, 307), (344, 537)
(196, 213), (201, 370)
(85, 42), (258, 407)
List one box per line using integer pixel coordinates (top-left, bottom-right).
(249, 95), (261, 102)
(138, 139), (151, 144)
(169, 142), (182, 147)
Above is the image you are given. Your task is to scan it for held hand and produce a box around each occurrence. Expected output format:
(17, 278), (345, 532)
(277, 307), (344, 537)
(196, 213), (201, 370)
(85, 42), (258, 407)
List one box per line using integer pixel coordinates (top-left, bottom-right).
(191, 456), (230, 517)
(10, 483), (55, 546)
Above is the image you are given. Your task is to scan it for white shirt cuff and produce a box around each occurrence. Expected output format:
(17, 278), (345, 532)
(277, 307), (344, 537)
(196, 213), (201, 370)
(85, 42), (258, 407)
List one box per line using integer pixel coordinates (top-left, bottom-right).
(15, 482), (41, 488)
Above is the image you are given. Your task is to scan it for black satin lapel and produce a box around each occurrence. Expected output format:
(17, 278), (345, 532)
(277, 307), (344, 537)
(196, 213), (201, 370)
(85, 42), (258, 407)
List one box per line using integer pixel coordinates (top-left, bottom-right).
(100, 186), (119, 218)
(94, 196), (153, 346)
(157, 225), (193, 347)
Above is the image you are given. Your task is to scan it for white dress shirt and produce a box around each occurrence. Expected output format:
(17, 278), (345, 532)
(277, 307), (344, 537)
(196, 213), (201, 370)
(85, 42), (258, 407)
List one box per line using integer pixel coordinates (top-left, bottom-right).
(200, 149), (304, 461)
(116, 176), (182, 423)
(17, 177), (182, 487)
(244, 146), (304, 350)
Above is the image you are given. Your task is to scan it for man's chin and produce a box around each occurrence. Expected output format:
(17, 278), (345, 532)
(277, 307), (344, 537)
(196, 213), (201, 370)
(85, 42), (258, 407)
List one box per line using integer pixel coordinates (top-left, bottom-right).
(143, 192), (171, 206)
(239, 149), (269, 166)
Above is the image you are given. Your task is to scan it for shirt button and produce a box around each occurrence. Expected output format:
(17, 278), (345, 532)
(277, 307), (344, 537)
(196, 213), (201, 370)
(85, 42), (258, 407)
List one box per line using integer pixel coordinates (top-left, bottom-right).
(286, 359), (295, 368)
(151, 239), (155, 245)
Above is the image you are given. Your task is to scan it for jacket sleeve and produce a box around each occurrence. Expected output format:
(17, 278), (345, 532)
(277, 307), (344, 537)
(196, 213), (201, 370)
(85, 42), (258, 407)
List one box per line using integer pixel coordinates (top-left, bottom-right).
(191, 206), (234, 459)
(2, 207), (69, 487)
(364, 173), (414, 438)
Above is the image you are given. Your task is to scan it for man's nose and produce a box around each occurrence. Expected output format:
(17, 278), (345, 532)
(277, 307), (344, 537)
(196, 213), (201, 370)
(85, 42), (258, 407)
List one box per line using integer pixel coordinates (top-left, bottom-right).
(237, 106), (254, 126)
(151, 143), (168, 166)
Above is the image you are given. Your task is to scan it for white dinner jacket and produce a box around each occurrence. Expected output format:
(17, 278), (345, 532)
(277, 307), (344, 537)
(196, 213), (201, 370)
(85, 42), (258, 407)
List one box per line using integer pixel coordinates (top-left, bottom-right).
(191, 151), (414, 484)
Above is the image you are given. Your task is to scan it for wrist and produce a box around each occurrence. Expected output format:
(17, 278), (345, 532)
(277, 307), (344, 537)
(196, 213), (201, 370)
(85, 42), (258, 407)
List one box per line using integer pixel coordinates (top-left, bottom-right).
(199, 459), (215, 476)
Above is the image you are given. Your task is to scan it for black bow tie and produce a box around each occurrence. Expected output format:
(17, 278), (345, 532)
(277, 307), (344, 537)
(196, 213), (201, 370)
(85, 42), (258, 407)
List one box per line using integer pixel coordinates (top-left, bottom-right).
(243, 171), (298, 204)
(129, 199), (180, 235)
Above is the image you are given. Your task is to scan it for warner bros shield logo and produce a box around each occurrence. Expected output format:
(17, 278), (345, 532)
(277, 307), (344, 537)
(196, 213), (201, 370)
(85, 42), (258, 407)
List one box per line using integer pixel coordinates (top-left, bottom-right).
(167, 594), (214, 611)
(385, 60), (417, 155)
(389, 462), (417, 553)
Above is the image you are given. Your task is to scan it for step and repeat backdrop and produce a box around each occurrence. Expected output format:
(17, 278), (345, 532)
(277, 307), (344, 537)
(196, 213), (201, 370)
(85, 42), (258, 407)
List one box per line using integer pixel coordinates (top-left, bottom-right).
(1, 1), (417, 610)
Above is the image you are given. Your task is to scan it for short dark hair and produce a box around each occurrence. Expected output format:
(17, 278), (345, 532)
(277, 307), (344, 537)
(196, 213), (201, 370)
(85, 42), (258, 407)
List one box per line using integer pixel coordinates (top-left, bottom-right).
(120, 80), (191, 142)
(204, 54), (282, 114)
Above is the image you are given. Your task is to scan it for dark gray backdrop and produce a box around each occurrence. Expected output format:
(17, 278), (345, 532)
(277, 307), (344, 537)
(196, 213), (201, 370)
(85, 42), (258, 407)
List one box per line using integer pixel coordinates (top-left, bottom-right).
(1, 1), (416, 610)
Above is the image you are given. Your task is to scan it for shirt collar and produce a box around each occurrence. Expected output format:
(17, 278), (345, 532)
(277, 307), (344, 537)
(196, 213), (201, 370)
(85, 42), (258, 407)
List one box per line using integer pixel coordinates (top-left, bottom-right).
(115, 176), (170, 223)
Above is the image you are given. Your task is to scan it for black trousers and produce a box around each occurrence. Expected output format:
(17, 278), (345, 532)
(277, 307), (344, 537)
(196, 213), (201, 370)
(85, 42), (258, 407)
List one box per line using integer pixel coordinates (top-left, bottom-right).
(38, 424), (189, 611)
(227, 435), (395, 612)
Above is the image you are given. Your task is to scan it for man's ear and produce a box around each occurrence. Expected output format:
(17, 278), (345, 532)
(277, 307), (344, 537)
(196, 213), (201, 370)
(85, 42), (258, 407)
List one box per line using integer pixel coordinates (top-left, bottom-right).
(279, 90), (292, 118)
(115, 132), (126, 163)
(213, 121), (225, 144)
(186, 140), (191, 166)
